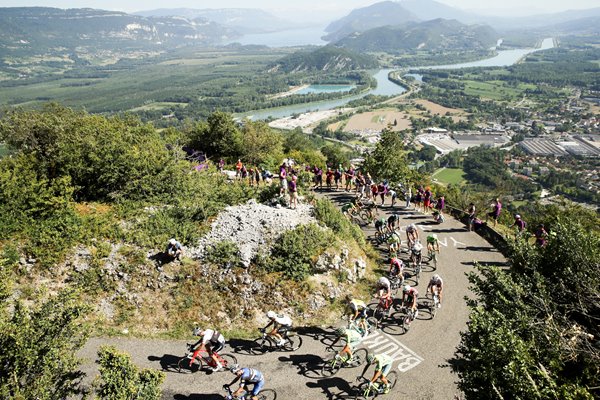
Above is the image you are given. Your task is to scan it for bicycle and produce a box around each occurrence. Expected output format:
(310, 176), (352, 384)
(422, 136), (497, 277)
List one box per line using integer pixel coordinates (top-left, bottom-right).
(249, 329), (303, 354)
(177, 344), (237, 373)
(429, 288), (441, 319)
(345, 314), (379, 334)
(427, 247), (438, 270)
(410, 249), (422, 284)
(370, 297), (394, 325)
(353, 373), (398, 399)
(223, 384), (277, 400)
(401, 307), (417, 332)
(321, 346), (368, 377)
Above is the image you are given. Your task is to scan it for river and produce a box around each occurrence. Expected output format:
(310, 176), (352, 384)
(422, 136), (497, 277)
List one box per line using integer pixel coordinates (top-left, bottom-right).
(240, 37), (555, 121)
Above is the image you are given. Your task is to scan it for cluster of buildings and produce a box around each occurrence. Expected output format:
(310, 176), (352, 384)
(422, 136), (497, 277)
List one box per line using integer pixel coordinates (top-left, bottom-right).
(417, 129), (511, 154)
(519, 135), (600, 157)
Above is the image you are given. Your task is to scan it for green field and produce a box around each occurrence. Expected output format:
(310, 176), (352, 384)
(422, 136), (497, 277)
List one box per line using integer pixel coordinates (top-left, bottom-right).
(432, 168), (466, 185)
(459, 80), (537, 101)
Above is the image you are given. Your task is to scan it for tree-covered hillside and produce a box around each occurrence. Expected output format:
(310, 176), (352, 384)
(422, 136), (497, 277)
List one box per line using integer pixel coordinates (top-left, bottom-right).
(269, 45), (379, 73)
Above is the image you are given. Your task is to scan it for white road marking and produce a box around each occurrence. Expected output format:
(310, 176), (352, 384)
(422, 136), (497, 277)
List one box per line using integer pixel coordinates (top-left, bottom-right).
(361, 330), (424, 373)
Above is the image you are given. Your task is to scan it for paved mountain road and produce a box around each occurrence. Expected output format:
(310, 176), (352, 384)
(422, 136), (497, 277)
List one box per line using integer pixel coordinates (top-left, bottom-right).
(77, 191), (507, 399)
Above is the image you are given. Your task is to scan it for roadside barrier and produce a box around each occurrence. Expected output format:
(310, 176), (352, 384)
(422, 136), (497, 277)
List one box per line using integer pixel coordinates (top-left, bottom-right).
(445, 206), (510, 256)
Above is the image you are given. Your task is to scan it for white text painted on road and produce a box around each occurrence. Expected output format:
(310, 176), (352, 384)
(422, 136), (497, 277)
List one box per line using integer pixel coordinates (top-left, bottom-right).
(361, 330), (424, 373)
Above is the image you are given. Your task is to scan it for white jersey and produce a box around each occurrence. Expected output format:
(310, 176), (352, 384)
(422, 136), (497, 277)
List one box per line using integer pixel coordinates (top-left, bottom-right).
(429, 276), (443, 287)
(275, 315), (292, 327)
(202, 329), (225, 345)
(377, 276), (391, 289)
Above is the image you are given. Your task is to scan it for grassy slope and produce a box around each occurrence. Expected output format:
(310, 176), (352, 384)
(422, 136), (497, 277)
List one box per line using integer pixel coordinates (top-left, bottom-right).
(433, 168), (466, 185)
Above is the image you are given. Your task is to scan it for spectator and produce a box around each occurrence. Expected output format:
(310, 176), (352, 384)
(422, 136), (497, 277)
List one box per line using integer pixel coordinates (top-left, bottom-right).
(289, 175), (298, 209)
(405, 186), (412, 209)
(535, 224), (548, 246)
(466, 203), (476, 231)
(486, 198), (502, 227)
(235, 159), (243, 178)
(279, 162), (288, 197)
(511, 214), (526, 233)
(166, 238), (183, 261)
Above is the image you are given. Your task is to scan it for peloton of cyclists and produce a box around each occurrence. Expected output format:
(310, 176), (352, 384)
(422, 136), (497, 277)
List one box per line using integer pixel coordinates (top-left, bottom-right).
(263, 311), (292, 347)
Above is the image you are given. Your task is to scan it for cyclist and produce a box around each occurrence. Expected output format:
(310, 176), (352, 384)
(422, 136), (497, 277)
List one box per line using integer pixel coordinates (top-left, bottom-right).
(376, 276), (393, 311)
(359, 353), (394, 394)
(375, 216), (387, 236)
(346, 297), (368, 336)
(386, 230), (401, 256)
(225, 365), (265, 400)
(331, 327), (363, 363)
(406, 223), (419, 247)
(427, 274), (444, 308)
(190, 327), (226, 371)
(166, 238), (183, 260)
(341, 198), (360, 219)
(263, 311), (292, 347)
(386, 214), (400, 233)
(410, 241), (423, 268)
(389, 257), (404, 284)
(426, 233), (440, 255)
(401, 285), (419, 323)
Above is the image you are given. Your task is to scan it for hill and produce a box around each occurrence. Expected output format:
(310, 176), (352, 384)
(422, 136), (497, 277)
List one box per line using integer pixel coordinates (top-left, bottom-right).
(134, 7), (294, 34)
(334, 19), (498, 54)
(268, 45), (378, 73)
(0, 7), (238, 56)
(400, 0), (480, 22)
(323, 1), (418, 42)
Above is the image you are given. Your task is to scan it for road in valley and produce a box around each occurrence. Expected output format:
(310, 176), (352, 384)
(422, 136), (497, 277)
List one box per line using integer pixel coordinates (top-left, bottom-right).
(77, 190), (508, 399)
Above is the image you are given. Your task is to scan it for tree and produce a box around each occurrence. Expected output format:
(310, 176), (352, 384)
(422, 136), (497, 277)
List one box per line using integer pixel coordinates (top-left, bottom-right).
(320, 144), (348, 168)
(0, 262), (90, 399)
(96, 346), (165, 400)
(183, 111), (243, 161)
(240, 120), (283, 167)
(362, 128), (411, 183)
(455, 219), (599, 399)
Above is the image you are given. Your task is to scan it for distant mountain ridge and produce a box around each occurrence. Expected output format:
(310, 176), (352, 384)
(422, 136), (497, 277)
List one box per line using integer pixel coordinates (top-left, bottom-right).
(269, 46), (378, 73)
(0, 7), (238, 54)
(323, 1), (418, 42)
(134, 8), (295, 34)
(334, 18), (498, 54)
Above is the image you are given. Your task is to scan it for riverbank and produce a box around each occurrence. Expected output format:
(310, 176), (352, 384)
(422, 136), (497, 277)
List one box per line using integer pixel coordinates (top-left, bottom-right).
(268, 84), (310, 99)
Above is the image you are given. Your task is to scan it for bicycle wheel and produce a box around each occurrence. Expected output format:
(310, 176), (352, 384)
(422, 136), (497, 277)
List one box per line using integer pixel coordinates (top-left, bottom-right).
(283, 333), (303, 351)
(402, 313), (412, 332)
(351, 348), (368, 367)
(321, 357), (342, 377)
(218, 353), (237, 370)
(177, 356), (201, 373)
(258, 389), (277, 400)
(354, 381), (376, 400)
(366, 316), (379, 331)
(249, 337), (273, 355)
(386, 371), (398, 389)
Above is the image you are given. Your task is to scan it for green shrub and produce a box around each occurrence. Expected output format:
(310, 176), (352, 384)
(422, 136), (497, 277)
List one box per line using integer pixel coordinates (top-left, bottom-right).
(264, 223), (333, 281)
(96, 346), (164, 400)
(313, 199), (366, 248)
(205, 240), (242, 268)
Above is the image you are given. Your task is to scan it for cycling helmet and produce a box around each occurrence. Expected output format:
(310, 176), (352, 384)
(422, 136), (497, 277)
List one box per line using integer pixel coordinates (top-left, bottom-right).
(335, 327), (347, 336)
(430, 234), (438, 239)
(367, 354), (375, 363)
(229, 364), (242, 373)
(169, 238), (177, 245)
(266, 310), (277, 319)
(403, 285), (411, 293)
(515, 214), (521, 219)
(432, 274), (440, 281)
(192, 327), (203, 336)
(409, 223), (417, 231)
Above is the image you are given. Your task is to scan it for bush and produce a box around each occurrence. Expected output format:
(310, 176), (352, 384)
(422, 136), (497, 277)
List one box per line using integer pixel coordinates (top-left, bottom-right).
(264, 223), (334, 281)
(205, 240), (242, 268)
(313, 199), (366, 248)
(96, 346), (164, 400)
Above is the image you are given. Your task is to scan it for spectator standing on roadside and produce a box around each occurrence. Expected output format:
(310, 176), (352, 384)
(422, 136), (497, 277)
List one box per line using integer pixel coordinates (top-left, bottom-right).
(486, 198), (502, 227)
(466, 202), (476, 231)
(511, 214), (526, 233)
(334, 168), (342, 190)
(235, 159), (243, 178)
(423, 187), (432, 213)
(218, 158), (225, 172)
(279, 162), (288, 197)
(405, 186), (412, 209)
(289, 175), (298, 209)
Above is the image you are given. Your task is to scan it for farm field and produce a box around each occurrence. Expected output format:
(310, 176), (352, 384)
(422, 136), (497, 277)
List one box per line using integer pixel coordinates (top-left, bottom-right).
(341, 109), (412, 132)
(460, 80), (537, 101)
(433, 167), (467, 185)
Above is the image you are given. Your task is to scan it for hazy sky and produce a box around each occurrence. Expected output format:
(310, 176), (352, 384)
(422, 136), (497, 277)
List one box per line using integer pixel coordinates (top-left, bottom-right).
(0, 0), (598, 18)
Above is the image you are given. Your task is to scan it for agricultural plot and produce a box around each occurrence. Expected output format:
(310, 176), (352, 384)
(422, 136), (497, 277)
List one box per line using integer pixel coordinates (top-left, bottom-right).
(343, 109), (412, 132)
(432, 168), (466, 185)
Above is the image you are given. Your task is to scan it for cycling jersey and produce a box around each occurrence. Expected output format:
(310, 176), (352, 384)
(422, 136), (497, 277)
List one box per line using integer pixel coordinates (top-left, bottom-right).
(345, 329), (363, 347)
(429, 276), (443, 287)
(350, 299), (367, 311)
(202, 329), (225, 345)
(426, 235), (438, 244)
(405, 287), (418, 303)
(390, 258), (403, 274)
(375, 217), (386, 228)
(386, 233), (400, 244)
(274, 315), (292, 327)
(240, 368), (263, 384)
(374, 354), (393, 372)
(406, 225), (417, 233)
(377, 277), (391, 291)
(387, 214), (399, 224)
(341, 204), (353, 212)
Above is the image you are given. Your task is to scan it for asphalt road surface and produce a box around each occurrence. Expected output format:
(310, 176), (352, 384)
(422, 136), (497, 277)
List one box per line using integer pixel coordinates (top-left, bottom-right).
(77, 191), (507, 399)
